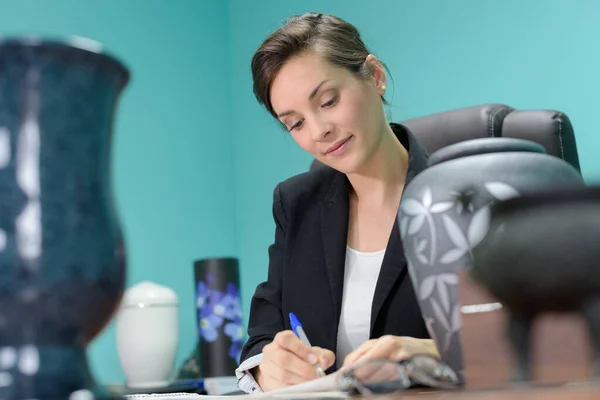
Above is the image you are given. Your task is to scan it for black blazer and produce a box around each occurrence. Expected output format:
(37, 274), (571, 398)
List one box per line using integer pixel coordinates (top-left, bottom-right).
(240, 123), (431, 372)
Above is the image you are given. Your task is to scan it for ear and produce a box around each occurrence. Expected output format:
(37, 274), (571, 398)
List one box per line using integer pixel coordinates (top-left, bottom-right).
(365, 54), (387, 95)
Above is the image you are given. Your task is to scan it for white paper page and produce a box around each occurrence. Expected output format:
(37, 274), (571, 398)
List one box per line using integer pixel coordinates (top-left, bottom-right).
(264, 371), (341, 395)
(125, 372), (349, 400)
(127, 392), (348, 400)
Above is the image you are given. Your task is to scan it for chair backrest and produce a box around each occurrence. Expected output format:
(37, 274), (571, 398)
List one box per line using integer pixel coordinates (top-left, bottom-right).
(310, 104), (581, 172)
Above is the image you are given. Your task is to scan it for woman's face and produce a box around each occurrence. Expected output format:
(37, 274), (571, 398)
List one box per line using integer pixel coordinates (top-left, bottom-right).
(269, 51), (388, 174)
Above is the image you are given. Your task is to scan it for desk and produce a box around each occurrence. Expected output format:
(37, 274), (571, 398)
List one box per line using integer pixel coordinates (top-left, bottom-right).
(372, 382), (600, 400)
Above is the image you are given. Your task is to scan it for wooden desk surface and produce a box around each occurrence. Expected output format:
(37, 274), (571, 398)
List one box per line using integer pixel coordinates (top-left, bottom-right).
(370, 382), (600, 400)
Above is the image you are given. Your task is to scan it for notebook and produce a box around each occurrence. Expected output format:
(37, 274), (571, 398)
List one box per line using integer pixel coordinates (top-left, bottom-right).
(125, 371), (348, 399)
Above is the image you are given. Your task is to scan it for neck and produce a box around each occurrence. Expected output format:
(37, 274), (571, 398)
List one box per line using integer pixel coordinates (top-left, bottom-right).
(346, 124), (409, 207)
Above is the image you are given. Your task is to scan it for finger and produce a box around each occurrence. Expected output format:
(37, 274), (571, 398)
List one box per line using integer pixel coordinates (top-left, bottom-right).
(344, 340), (377, 364)
(312, 346), (336, 369)
(264, 340), (318, 381)
(274, 330), (317, 364)
(273, 348), (322, 381)
(343, 339), (378, 368)
(342, 348), (371, 369)
(353, 336), (405, 365)
(352, 361), (404, 385)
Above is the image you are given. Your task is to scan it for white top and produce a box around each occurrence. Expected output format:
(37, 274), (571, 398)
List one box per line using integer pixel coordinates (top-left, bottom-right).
(335, 246), (385, 368)
(234, 246), (385, 393)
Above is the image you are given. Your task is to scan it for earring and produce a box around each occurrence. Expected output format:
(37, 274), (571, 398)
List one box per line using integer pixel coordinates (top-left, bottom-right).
(381, 85), (386, 91)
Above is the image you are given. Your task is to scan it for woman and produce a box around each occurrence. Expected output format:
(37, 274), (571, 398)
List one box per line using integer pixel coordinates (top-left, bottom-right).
(235, 12), (439, 393)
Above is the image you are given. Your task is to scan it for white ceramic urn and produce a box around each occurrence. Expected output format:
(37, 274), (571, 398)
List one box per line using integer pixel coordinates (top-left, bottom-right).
(116, 281), (179, 388)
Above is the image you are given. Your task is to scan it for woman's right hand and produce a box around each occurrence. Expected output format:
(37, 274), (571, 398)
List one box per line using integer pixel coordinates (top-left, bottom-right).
(253, 330), (335, 392)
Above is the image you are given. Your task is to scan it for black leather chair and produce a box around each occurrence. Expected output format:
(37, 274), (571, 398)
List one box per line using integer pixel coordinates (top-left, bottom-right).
(310, 104), (581, 173)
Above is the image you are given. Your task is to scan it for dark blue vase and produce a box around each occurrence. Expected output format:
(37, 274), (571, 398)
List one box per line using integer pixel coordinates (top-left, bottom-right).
(0, 38), (129, 399)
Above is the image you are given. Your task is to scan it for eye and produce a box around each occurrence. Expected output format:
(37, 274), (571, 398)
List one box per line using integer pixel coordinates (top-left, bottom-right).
(321, 95), (339, 108)
(288, 118), (305, 132)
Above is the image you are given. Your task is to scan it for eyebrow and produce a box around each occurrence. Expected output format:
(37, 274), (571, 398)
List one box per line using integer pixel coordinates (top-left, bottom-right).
(276, 79), (330, 118)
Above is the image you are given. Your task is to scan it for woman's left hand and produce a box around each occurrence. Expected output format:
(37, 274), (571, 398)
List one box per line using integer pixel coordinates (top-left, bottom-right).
(342, 335), (440, 369)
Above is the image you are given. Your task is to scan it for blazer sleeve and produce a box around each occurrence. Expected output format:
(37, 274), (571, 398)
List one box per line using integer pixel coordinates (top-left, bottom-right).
(239, 183), (288, 363)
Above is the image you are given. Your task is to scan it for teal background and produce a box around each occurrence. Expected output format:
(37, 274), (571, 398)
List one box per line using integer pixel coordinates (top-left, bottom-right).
(1, 0), (600, 385)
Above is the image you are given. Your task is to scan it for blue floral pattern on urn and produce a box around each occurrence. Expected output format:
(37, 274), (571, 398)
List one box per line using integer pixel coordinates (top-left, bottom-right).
(196, 277), (244, 363)
(194, 258), (244, 377)
(0, 38), (129, 399)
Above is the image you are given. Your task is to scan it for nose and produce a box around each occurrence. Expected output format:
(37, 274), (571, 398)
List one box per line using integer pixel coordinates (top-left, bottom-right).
(310, 117), (332, 142)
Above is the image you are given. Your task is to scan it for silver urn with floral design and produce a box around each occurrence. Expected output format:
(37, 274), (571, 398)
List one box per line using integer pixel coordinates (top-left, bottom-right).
(398, 138), (584, 384)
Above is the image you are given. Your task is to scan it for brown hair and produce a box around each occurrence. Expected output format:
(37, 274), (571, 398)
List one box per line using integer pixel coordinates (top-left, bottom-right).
(251, 12), (390, 119)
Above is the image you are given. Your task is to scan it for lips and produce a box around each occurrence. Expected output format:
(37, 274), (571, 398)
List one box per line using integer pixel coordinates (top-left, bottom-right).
(325, 136), (352, 155)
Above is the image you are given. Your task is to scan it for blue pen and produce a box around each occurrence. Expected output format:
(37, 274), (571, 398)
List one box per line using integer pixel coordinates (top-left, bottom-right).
(289, 312), (326, 377)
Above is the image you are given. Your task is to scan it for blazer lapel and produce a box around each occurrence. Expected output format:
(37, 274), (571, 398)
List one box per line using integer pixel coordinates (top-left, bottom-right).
(319, 172), (350, 331)
(370, 124), (430, 332)
(370, 221), (406, 332)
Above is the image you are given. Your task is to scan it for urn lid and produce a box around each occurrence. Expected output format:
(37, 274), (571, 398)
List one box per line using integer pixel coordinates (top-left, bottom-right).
(427, 137), (546, 167)
(120, 281), (179, 308)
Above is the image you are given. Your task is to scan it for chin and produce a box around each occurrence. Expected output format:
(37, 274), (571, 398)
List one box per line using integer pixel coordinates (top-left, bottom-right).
(323, 156), (364, 175)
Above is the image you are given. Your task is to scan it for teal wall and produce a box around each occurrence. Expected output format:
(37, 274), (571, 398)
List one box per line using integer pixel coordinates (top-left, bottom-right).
(0, 0), (235, 384)
(2, 0), (600, 387)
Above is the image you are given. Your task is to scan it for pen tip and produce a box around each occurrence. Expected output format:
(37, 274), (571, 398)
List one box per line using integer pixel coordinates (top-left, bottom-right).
(315, 364), (326, 377)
